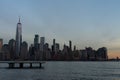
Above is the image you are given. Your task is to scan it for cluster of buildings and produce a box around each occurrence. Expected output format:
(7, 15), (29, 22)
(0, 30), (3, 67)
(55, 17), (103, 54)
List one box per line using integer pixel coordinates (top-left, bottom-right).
(0, 19), (108, 61)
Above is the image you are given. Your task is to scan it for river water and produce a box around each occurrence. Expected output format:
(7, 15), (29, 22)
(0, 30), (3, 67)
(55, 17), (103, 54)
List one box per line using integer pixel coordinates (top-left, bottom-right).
(0, 61), (120, 80)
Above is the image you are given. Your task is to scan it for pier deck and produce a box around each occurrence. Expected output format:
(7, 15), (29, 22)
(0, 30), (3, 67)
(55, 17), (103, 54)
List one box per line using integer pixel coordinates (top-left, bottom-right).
(0, 61), (45, 68)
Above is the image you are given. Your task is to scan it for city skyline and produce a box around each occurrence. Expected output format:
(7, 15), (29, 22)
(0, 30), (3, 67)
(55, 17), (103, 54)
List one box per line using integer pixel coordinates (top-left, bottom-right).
(0, 0), (120, 58)
(0, 19), (108, 61)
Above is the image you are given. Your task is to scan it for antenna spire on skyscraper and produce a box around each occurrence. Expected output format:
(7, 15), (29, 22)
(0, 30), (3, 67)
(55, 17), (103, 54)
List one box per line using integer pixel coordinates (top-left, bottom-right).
(18, 16), (20, 23)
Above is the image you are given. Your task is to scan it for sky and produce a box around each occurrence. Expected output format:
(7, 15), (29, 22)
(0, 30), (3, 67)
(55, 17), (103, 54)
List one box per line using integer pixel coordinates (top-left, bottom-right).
(0, 0), (120, 58)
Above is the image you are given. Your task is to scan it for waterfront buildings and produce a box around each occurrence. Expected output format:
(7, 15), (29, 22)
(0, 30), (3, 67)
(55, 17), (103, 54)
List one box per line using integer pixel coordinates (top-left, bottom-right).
(0, 38), (108, 61)
(96, 47), (108, 60)
(0, 18), (108, 61)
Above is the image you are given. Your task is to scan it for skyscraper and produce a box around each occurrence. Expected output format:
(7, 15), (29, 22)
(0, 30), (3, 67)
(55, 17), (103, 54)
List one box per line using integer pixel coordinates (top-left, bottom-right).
(0, 39), (3, 51)
(55, 43), (59, 53)
(69, 40), (72, 51)
(40, 37), (45, 45)
(34, 34), (39, 49)
(15, 18), (22, 58)
(40, 37), (45, 51)
(53, 39), (55, 51)
(74, 45), (76, 51)
(9, 39), (15, 60)
(20, 41), (28, 60)
(0, 39), (3, 60)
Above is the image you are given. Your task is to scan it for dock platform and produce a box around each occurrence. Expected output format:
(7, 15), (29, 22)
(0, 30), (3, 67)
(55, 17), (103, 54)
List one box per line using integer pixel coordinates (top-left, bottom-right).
(0, 61), (45, 68)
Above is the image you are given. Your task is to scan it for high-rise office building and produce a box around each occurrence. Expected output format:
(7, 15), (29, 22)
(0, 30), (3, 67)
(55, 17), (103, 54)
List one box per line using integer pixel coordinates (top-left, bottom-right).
(40, 37), (45, 45)
(51, 39), (56, 57)
(53, 39), (56, 52)
(9, 39), (15, 59)
(0, 39), (3, 51)
(74, 45), (76, 51)
(0, 39), (3, 60)
(15, 18), (22, 58)
(40, 37), (45, 51)
(55, 43), (60, 53)
(2, 44), (10, 60)
(34, 34), (39, 49)
(20, 41), (28, 60)
(69, 40), (72, 51)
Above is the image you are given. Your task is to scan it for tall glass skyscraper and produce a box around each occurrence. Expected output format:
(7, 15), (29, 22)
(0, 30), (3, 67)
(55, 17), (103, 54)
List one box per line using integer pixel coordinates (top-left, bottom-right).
(15, 18), (22, 58)
(0, 39), (3, 51)
(34, 34), (39, 49)
(40, 37), (45, 51)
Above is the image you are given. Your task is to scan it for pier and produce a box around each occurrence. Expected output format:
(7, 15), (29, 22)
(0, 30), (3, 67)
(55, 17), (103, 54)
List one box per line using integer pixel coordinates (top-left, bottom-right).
(0, 61), (45, 68)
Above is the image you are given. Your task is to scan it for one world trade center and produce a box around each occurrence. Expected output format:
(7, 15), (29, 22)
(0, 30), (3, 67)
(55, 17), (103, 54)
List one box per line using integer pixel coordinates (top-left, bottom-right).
(15, 18), (22, 58)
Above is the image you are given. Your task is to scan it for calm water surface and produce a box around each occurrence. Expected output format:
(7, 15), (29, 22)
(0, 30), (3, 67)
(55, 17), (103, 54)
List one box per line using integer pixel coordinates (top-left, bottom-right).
(0, 62), (120, 80)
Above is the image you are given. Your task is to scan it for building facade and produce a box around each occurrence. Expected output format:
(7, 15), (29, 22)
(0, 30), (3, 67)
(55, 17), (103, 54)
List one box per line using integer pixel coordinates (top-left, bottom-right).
(15, 18), (22, 58)
(0, 39), (3, 51)
(34, 34), (39, 50)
